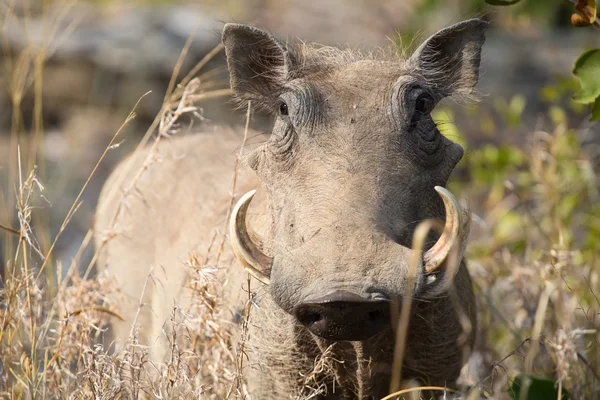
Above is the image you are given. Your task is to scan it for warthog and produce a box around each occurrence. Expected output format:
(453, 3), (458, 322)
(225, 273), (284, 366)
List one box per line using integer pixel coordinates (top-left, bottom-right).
(95, 19), (487, 399)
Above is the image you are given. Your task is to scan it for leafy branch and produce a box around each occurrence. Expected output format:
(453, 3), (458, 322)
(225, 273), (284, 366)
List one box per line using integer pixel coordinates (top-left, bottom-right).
(485, 0), (600, 120)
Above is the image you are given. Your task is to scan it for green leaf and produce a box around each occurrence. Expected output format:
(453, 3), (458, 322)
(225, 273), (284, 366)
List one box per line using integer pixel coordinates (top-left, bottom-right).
(591, 96), (600, 121)
(573, 49), (600, 103)
(432, 108), (467, 147)
(510, 376), (569, 400)
(549, 106), (567, 126)
(485, 0), (522, 5)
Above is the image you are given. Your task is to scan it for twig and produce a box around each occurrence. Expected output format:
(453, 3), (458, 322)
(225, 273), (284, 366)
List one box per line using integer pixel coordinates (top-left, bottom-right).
(577, 352), (600, 381)
(65, 306), (124, 321)
(466, 338), (532, 395)
(0, 222), (20, 236)
(129, 265), (156, 340)
(215, 100), (252, 267)
(34, 93), (149, 284)
(381, 386), (458, 400)
(186, 88), (233, 103)
(176, 43), (225, 97)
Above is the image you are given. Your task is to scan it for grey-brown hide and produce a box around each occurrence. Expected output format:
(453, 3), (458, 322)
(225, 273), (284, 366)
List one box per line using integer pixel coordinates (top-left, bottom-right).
(95, 19), (487, 400)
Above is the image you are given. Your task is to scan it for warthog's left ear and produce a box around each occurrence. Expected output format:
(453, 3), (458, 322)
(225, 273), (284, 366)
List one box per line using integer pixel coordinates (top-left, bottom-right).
(408, 18), (488, 97)
(222, 24), (296, 106)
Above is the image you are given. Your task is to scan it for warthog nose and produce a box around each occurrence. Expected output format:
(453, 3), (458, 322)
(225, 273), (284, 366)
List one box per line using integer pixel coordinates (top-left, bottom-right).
(294, 290), (391, 341)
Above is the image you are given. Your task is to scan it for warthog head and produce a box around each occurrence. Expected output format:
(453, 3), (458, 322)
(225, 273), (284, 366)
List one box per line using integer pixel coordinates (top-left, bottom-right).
(225, 20), (487, 341)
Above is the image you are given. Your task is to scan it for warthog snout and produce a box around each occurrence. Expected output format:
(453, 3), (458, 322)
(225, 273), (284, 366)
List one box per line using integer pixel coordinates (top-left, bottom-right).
(294, 290), (391, 341)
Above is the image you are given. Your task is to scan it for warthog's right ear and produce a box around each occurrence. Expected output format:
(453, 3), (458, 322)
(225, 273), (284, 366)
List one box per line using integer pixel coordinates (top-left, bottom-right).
(222, 24), (296, 106)
(408, 18), (488, 98)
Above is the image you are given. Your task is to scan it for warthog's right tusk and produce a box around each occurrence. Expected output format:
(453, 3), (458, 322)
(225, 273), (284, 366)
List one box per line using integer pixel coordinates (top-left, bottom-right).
(423, 186), (463, 274)
(230, 190), (273, 284)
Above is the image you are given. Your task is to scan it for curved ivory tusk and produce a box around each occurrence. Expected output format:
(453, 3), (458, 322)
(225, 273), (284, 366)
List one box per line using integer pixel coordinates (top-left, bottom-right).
(423, 186), (462, 274)
(229, 190), (273, 284)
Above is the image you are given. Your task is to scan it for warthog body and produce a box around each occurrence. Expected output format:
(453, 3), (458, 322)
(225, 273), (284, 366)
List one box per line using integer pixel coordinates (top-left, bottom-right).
(95, 20), (487, 399)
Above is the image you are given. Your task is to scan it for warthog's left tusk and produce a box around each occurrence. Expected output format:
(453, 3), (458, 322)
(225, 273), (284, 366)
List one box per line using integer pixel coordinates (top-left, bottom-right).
(423, 186), (463, 274)
(230, 190), (273, 284)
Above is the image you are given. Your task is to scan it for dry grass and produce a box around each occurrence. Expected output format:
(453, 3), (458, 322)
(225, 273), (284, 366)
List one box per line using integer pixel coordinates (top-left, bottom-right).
(449, 120), (600, 399)
(1, 2), (600, 400)
(0, 2), (242, 398)
(0, 39), (243, 400)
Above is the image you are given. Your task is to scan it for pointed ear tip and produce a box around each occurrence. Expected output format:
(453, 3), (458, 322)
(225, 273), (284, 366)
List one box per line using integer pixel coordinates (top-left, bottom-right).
(222, 23), (243, 36)
(221, 24), (234, 41)
(222, 23), (260, 39)
(465, 18), (490, 31)
(222, 23), (272, 44)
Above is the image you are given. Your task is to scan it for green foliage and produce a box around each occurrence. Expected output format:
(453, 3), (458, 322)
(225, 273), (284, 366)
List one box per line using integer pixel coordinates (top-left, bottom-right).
(540, 77), (588, 115)
(432, 108), (467, 147)
(510, 376), (570, 400)
(485, 0), (522, 5)
(573, 49), (600, 120)
(593, 94), (600, 117)
(573, 50), (600, 103)
(469, 145), (525, 185)
(493, 95), (526, 128)
(455, 95), (600, 397)
(463, 102), (599, 256)
(485, 0), (600, 120)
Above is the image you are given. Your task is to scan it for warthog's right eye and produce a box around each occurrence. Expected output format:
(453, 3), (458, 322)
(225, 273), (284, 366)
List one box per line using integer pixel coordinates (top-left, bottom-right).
(415, 93), (434, 115)
(279, 101), (289, 116)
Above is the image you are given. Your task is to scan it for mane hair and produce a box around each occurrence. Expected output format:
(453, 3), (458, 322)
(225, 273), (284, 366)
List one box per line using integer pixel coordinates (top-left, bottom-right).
(291, 41), (403, 78)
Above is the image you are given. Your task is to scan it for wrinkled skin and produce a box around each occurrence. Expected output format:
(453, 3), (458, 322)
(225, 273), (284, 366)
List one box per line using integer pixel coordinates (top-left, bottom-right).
(95, 20), (487, 399)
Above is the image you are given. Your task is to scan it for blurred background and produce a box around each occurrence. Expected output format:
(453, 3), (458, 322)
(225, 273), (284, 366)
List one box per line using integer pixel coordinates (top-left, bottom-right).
(2, 0), (600, 397)
(1, 0), (598, 268)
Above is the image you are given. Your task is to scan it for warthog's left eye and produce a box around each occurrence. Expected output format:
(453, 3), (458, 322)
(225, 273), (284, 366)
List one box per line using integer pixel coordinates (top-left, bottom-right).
(415, 93), (434, 115)
(279, 101), (289, 116)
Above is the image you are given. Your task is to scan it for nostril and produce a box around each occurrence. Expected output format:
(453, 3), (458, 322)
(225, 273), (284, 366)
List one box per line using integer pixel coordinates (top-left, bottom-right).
(305, 311), (323, 325)
(368, 310), (381, 322)
(295, 307), (324, 326)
